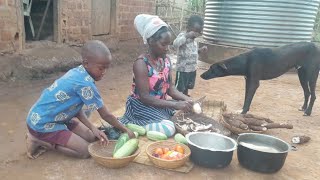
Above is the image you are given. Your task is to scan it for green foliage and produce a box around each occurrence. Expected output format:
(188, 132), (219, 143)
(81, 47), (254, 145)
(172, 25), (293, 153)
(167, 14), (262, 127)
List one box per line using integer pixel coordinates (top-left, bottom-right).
(187, 0), (206, 14)
(313, 9), (320, 42)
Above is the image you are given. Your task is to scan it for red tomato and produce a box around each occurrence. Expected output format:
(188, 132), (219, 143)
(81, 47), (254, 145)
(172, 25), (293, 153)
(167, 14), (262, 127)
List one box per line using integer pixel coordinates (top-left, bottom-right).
(174, 145), (185, 154)
(154, 148), (164, 155)
(176, 152), (185, 159)
(162, 147), (170, 154)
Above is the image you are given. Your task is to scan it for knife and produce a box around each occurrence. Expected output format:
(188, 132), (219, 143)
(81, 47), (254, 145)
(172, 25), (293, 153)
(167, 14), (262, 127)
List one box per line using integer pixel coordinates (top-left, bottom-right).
(194, 96), (206, 104)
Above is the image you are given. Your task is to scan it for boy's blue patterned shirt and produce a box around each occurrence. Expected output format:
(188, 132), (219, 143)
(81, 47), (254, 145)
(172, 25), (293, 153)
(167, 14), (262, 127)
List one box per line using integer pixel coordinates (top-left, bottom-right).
(26, 65), (104, 132)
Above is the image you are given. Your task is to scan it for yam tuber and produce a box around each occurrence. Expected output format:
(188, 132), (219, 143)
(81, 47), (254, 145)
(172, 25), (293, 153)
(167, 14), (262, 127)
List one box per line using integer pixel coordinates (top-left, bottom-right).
(225, 118), (249, 130)
(262, 123), (293, 129)
(239, 117), (268, 126)
(249, 125), (267, 131)
(222, 113), (232, 119)
(242, 114), (274, 123)
(292, 135), (311, 144)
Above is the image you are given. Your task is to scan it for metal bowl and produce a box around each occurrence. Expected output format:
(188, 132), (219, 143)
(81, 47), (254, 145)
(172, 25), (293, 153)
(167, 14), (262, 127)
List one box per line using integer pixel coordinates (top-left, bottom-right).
(186, 132), (237, 168)
(237, 133), (295, 173)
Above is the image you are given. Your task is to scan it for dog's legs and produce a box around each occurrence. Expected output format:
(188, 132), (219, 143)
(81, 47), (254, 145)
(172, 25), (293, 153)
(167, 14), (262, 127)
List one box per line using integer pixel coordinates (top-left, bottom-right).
(242, 78), (260, 114)
(298, 68), (310, 111)
(304, 68), (319, 116)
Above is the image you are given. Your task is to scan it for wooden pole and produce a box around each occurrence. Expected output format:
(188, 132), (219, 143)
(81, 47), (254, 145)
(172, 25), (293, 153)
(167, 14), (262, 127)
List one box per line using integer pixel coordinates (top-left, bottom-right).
(156, 0), (159, 15)
(36, 0), (52, 40)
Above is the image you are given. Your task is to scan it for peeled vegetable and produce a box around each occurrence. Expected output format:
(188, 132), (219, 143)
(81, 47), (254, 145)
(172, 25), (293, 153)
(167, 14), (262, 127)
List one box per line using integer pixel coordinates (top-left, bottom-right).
(147, 131), (167, 141)
(113, 133), (130, 155)
(292, 135), (310, 144)
(126, 123), (146, 136)
(174, 133), (188, 144)
(133, 131), (139, 138)
(113, 138), (139, 158)
(193, 103), (202, 114)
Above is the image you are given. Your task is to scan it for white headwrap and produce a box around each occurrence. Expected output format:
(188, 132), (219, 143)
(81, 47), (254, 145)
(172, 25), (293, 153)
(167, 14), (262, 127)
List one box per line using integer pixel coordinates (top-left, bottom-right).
(134, 14), (168, 44)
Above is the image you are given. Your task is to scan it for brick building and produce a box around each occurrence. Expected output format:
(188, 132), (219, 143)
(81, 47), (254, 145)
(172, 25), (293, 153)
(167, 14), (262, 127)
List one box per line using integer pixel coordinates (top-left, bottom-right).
(0, 0), (156, 53)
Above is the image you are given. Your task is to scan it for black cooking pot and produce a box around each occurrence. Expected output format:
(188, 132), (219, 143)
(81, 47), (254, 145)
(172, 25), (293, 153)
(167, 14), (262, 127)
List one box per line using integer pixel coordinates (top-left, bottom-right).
(237, 133), (296, 173)
(186, 132), (237, 168)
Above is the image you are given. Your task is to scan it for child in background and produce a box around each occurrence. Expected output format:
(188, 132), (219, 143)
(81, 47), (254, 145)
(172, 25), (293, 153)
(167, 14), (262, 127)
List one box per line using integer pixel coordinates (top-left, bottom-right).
(173, 15), (207, 96)
(26, 40), (134, 159)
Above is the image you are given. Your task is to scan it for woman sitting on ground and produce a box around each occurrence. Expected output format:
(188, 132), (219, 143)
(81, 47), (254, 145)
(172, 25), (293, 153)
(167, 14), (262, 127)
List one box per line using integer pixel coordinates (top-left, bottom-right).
(120, 14), (194, 137)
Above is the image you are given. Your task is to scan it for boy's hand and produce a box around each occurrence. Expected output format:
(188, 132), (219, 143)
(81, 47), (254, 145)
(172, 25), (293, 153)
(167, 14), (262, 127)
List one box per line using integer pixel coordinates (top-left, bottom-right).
(92, 128), (109, 146)
(199, 46), (208, 53)
(186, 31), (200, 39)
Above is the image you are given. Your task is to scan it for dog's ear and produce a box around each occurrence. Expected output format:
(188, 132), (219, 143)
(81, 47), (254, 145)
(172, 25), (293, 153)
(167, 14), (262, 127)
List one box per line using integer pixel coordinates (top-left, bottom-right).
(218, 63), (228, 70)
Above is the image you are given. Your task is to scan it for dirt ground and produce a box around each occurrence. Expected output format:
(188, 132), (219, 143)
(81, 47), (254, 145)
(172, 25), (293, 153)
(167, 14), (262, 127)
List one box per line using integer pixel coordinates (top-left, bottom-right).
(0, 59), (319, 179)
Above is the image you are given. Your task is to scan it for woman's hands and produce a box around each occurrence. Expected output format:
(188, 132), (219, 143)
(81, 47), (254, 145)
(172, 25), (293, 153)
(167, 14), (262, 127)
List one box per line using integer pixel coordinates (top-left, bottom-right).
(174, 100), (194, 112)
(125, 128), (136, 139)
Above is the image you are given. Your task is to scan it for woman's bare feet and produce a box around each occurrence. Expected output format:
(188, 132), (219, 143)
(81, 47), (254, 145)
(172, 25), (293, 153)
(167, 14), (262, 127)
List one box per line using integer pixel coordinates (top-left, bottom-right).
(26, 133), (53, 159)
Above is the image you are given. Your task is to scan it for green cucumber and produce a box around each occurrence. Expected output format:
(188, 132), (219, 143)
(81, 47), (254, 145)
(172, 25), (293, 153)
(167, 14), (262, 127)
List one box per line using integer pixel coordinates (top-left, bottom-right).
(146, 131), (167, 141)
(113, 138), (139, 158)
(126, 123), (146, 136)
(174, 133), (188, 144)
(113, 133), (129, 155)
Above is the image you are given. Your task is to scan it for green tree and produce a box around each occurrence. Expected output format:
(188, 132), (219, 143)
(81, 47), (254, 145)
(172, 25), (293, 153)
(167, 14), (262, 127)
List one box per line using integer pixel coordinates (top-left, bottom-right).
(187, 0), (206, 13)
(313, 9), (320, 42)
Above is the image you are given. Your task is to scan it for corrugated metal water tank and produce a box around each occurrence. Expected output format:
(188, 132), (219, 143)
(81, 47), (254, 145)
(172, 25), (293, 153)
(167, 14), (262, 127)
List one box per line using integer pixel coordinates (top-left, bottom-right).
(203, 0), (320, 48)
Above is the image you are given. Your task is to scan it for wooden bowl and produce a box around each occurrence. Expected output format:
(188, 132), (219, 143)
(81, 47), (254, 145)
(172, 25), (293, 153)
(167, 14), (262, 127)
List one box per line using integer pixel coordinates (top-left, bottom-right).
(88, 140), (140, 169)
(146, 141), (191, 169)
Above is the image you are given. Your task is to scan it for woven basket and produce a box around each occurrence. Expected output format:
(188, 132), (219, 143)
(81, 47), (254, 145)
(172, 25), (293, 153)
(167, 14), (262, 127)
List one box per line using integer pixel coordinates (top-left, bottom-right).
(220, 115), (264, 135)
(171, 100), (231, 137)
(146, 141), (191, 169)
(88, 140), (140, 169)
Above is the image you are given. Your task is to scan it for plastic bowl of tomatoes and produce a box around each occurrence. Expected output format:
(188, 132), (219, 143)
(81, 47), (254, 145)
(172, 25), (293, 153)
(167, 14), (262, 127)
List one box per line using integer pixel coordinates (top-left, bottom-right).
(146, 140), (191, 169)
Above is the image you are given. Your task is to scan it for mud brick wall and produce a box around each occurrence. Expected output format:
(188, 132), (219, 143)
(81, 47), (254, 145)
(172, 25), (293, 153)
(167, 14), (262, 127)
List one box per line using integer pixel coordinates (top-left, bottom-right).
(0, 0), (156, 52)
(0, 0), (23, 53)
(117, 0), (156, 41)
(60, 0), (91, 43)
(60, 0), (156, 43)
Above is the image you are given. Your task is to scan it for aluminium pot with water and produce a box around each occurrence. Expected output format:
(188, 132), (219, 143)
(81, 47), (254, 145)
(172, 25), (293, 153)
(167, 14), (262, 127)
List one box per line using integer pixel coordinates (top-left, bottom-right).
(186, 132), (237, 168)
(237, 133), (296, 173)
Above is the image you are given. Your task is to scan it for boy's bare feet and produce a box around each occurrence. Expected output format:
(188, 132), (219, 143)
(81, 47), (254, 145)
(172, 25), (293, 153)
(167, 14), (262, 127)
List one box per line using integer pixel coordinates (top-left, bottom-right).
(26, 133), (53, 159)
